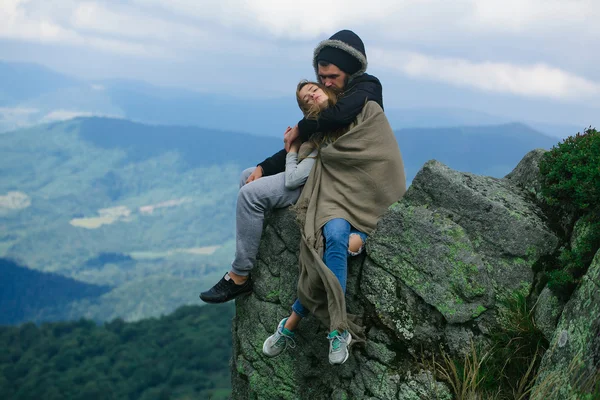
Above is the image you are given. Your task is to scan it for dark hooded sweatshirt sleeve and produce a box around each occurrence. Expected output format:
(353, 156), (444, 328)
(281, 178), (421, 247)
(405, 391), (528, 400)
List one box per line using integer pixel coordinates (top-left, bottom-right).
(297, 74), (382, 142)
(257, 74), (383, 176)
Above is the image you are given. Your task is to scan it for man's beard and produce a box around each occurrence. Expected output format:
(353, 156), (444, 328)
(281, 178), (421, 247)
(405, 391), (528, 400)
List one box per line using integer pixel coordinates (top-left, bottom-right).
(330, 85), (344, 96)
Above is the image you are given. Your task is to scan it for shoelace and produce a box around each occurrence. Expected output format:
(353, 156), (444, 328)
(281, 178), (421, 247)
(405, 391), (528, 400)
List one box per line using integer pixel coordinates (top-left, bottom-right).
(329, 333), (348, 351)
(275, 330), (296, 350)
(215, 274), (245, 292)
(214, 277), (231, 291)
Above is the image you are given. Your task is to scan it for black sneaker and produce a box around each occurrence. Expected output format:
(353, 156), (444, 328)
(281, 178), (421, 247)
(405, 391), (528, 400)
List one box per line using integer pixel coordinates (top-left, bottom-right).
(199, 273), (253, 303)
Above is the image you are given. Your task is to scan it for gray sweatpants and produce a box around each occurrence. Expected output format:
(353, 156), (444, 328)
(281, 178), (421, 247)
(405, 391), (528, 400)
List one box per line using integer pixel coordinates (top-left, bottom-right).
(231, 167), (302, 276)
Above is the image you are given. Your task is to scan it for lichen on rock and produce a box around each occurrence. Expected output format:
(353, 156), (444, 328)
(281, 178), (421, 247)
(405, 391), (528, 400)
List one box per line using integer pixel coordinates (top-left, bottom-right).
(531, 249), (600, 399)
(230, 152), (578, 400)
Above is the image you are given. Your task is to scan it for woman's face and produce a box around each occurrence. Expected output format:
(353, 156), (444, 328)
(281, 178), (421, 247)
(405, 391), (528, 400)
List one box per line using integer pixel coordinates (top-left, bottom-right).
(299, 84), (329, 108)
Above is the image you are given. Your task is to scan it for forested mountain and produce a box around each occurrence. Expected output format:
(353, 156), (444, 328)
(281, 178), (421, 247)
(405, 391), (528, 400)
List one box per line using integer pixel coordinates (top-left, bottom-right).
(0, 61), (79, 106)
(0, 258), (110, 325)
(0, 304), (234, 400)
(395, 122), (559, 181)
(1, 116), (561, 324)
(1, 117), (281, 323)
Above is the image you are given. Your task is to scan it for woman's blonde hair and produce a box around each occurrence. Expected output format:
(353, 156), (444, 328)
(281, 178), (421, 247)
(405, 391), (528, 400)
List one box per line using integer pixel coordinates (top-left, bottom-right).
(296, 80), (339, 120)
(295, 80), (348, 159)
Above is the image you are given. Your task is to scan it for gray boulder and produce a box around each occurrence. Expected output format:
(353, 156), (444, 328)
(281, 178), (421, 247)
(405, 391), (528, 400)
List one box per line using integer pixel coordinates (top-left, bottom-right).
(531, 249), (600, 400)
(231, 153), (560, 399)
(504, 148), (546, 198)
(533, 286), (564, 342)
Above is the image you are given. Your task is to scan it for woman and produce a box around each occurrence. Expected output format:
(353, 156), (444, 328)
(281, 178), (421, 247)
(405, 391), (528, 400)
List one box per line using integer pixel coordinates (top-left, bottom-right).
(290, 81), (367, 256)
(199, 81), (363, 304)
(262, 84), (406, 365)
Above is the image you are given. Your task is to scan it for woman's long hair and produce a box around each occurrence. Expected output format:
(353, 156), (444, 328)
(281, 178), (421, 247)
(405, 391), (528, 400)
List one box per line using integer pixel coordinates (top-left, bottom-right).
(296, 80), (339, 120)
(295, 81), (348, 157)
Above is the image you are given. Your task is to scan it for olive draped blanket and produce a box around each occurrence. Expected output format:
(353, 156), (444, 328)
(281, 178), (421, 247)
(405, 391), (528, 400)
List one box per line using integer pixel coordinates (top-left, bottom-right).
(294, 101), (406, 341)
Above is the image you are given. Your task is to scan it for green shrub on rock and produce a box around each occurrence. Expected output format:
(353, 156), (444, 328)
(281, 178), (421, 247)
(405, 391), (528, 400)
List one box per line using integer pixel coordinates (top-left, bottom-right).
(538, 128), (600, 292)
(539, 127), (600, 211)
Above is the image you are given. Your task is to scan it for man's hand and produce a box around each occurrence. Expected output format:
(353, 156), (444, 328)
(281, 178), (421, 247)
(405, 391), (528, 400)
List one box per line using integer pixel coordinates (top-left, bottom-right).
(246, 166), (264, 184)
(284, 125), (299, 152)
(289, 138), (301, 153)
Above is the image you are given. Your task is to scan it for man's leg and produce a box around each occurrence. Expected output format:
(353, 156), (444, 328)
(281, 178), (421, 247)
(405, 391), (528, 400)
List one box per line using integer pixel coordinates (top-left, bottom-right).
(200, 171), (302, 303)
(239, 167), (255, 188)
(231, 172), (301, 276)
(227, 167), (258, 284)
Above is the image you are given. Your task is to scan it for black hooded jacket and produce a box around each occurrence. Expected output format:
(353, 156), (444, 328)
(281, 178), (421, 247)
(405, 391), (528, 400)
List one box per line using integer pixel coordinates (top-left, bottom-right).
(257, 30), (384, 177)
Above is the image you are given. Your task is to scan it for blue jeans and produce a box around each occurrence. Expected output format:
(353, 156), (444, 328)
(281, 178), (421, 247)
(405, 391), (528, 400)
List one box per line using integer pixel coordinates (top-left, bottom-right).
(292, 218), (367, 318)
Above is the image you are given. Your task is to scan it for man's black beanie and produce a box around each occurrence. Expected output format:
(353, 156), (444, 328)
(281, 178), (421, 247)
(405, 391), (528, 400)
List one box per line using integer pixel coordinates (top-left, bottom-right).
(316, 47), (362, 75)
(313, 30), (368, 81)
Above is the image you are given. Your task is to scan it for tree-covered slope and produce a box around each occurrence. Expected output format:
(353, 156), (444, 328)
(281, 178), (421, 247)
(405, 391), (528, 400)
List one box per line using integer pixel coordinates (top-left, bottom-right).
(0, 116), (561, 324)
(0, 117), (280, 323)
(0, 258), (110, 325)
(0, 304), (234, 400)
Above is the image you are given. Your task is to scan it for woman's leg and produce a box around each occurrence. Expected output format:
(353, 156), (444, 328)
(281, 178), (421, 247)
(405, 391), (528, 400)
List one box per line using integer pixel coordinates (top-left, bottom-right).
(283, 311), (303, 331)
(322, 220), (366, 365)
(322, 218), (351, 292)
(348, 229), (368, 256)
(263, 308), (301, 357)
(285, 298), (309, 331)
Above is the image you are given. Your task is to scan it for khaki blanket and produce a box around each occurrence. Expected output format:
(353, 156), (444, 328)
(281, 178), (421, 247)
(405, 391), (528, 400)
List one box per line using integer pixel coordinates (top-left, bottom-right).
(294, 101), (406, 341)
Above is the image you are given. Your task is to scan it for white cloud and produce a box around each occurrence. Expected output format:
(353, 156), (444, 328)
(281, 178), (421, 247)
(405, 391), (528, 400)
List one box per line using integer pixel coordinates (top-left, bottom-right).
(42, 109), (120, 122)
(372, 49), (600, 100)
(71, 2), (210, 44)
(133, 0), (403, 39)
(469, 0), (598, 34)
(0, 107), (39, 116)
(132, 0), (600, 40)
(0, 0), (78, 42)
(0, 0), (166, 56)
(1, 0), (598, 104)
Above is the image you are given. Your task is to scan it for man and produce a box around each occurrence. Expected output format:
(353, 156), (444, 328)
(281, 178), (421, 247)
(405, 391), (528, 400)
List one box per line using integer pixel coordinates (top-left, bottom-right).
(200, 29), (383, 304)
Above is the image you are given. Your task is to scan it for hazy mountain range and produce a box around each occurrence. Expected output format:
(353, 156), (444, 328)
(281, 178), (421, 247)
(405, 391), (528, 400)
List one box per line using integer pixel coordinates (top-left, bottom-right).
(0, 59), (571, 325)
(1, 110), (560, 324)
(0, 60), (584, 138)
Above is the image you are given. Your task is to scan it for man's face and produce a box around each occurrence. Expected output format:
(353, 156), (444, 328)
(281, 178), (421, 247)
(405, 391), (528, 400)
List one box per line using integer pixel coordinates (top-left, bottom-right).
(318, 64), (347, 90)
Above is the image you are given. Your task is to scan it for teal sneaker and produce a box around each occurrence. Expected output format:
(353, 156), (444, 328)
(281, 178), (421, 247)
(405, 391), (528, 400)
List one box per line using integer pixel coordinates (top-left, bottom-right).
(327, 330), (352, 365)
(262, 318), (296, 357)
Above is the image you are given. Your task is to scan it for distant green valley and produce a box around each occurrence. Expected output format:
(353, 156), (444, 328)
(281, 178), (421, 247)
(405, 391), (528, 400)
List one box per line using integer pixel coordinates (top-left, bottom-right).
(1, 115), (561, 324)
(1, 117), (281, 322)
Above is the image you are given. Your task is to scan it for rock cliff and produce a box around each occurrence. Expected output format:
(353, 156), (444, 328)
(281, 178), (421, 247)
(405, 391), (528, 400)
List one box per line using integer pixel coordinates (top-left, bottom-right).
(230, 150), (598, 400)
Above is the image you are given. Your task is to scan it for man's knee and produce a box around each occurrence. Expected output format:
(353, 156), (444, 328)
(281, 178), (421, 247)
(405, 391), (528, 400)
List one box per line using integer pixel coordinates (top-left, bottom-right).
(238, 180), (269, 211)
(238, 183), (256, 204)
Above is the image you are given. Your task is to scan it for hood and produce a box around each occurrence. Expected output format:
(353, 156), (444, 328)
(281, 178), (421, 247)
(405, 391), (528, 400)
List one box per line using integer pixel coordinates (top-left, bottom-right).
(312, 30), (368, 83)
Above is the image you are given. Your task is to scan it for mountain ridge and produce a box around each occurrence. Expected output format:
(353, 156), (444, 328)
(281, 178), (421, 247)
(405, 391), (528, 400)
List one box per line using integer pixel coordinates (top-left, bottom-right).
(1, 60), (584, 138)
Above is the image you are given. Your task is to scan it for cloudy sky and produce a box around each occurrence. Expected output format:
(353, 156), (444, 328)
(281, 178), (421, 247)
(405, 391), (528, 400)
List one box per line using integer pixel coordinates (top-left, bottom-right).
(1, 0), (599, 126)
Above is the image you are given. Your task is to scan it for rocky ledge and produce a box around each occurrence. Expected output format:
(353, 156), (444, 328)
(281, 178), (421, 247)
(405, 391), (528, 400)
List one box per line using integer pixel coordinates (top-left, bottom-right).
(229, 150), (599, 400)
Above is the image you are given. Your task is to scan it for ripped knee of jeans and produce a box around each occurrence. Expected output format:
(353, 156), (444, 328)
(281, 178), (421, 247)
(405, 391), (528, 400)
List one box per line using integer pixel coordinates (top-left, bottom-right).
(348, 233), (365, 256)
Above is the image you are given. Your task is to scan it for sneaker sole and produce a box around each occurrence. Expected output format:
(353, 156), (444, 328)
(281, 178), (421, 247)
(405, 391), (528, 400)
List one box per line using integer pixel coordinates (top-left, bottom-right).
(329, 333), (352, 365)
